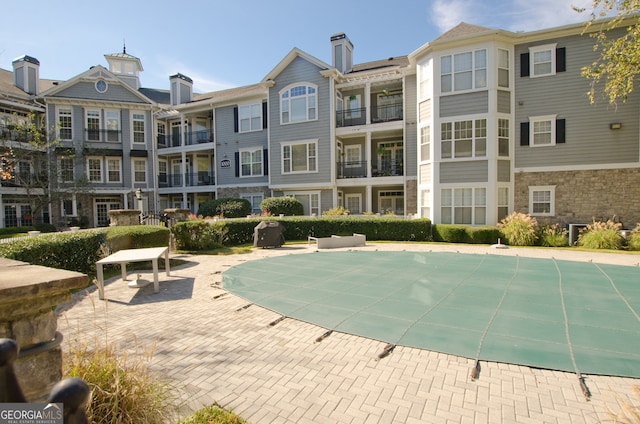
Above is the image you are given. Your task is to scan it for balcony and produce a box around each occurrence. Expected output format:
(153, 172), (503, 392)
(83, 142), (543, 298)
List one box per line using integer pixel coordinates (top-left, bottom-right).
(157, 130), (213, 149)
(335, 103), (403, 128)
(0, 124), (45, 143)
(336, 160), (404, 179)
(372, 103), (403, 123)
(84, 129), (121, 142)
(336, 108), (367, 128)
(158, 172), (215, 188)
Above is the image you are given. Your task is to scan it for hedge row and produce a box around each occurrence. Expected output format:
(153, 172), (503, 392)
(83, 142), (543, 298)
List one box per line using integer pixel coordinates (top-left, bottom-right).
(0, 225), (170, 275)
(432, 224), (502, 244)
(171, 217), (433, 250)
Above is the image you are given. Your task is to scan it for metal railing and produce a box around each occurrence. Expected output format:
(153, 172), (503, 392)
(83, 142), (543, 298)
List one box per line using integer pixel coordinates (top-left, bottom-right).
(157, 130), (213, 149)
(158, 172), (215, 188)
(337, 160), (368, 178)
(0, 338), (89, 423)
(372, 160), (403, 177)
(0, 125), (46, 143)
(372, 103), (403, 123)
(336, 108), (367, 127)
(84, 128), (121, 142)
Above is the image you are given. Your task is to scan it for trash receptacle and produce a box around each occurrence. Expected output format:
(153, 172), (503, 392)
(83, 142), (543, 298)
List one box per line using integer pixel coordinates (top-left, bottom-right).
(254, 221), (285, 248)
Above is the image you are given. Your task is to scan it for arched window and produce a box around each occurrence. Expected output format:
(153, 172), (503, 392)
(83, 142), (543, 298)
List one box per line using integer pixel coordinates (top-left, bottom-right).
(280, 84), (317, 124)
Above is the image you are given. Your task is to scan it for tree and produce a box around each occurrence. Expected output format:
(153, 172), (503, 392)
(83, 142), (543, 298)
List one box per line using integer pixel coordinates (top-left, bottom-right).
(578, 1), (640, 104)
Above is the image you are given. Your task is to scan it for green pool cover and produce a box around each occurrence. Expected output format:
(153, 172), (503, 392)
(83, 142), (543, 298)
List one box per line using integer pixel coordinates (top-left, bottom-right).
(223, 251), (640, 378)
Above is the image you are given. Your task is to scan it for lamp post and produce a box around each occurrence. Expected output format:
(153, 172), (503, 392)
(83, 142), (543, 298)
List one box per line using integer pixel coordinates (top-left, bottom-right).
(135, 188), (143, 222)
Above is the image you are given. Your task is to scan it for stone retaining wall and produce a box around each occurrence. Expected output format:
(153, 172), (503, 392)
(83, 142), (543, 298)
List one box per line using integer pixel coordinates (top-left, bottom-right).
(515, 168), (640, 227)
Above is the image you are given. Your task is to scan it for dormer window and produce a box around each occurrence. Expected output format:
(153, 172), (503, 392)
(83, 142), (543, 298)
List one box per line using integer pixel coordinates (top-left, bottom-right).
(280, 84), (317, 124)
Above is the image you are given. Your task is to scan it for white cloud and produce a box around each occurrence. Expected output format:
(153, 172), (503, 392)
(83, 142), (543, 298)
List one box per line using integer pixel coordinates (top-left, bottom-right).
(150, 57), (236, 93)
(430, 0), (478, 33)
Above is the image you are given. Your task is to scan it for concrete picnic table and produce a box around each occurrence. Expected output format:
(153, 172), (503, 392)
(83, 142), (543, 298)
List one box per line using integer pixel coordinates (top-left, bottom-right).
(95, 247), (170, 300)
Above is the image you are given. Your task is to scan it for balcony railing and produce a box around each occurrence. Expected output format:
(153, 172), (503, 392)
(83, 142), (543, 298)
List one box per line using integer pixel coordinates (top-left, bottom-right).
(157, 130), (213, 149)
(158, 172), (215, 188)
(84, 128), (121, 142)
(0, 124), (45, 143)
(336, 108), (367, 128)
(372, 103), (403, 123)
(337, 161), (368, 179)
(335, 160), (404, 179)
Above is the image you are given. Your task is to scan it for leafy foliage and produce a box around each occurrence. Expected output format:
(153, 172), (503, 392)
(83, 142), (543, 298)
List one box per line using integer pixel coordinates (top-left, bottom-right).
(0, 230), (107, 274)
(197, 198), (252, 218)
(579, 1), (640, 104)
(178, 404), (246, 424)
(260, 197), (304, 216)
(105, 225), (170, 253)
(323, 206), (350, 216)
(538, 223), (569, 247)
(629, 224), (640, 251)
(578, 218), (625, 249)
(432, 225), (501, 244)
(497, 212), (539, 246)
(171, 220), (226, 250)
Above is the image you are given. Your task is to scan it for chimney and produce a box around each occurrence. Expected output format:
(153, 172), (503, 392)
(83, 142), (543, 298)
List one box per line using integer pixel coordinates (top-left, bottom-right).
(169, 73), (193, 106)
(12, 55), (40, 95)
(330, 33), (353, 74)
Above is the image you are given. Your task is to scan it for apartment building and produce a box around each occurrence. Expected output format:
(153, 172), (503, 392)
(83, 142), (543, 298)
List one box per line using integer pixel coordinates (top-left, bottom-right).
(1, 18), (638, 228)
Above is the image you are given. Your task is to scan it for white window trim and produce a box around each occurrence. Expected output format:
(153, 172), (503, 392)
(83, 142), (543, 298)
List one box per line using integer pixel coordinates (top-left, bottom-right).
(132, 158), (147, 184)
(240, 193), (265, 214)
(60, 197), (77, 217)
(344, 145), (361, 168)
(85, 110), (101, 141)
(529, 114), (557, 147)
(345, 193), (362, 214)
(529, 185), (555, 216)
(57, 108), (73, 141)
(440, 117), (487, 159)
(105, 109), (121, 142)
(86, 156), (103, 183)
(281, 139), (318, 175)
(238, 102), (263, 133)
(529, 43), (557, 78)
(440, 48), (487, 94)
(106, 157), (122, 183)
(283, 191), (321, 216)
(440, 187), (487, 225)
(239, 147), (264, 178)
(132, 111), (146, 144)
(279, 83), (318, 125)
(58, 157), (74, 183)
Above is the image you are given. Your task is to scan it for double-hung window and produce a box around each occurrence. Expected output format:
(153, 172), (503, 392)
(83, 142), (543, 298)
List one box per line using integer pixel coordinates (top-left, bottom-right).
(530, 44), (555, 77)
(441, 119), (487, 159)
(106, 158), (121, 183)
(87, 157), (102, 182)
(498, 118), (510, 157)
(86, 110), (100, 141)
(133, 159), (147, 183)
(441, 187), (486, 225)
(280, 84), (317, 124)
(282, 140), (317, 174)
(240, 148), (263, 177)
(106, 111), (120, 142)
(59, 157), (74, 182)
(529, 186), (555, 216)
(132, 113), (145, 144)
(441, 49), (487, 93)
(239, 103), (262, 132)
(498, 49), (510, 88)
(420, 126), (431, 161)
(58, 109), (72, 140)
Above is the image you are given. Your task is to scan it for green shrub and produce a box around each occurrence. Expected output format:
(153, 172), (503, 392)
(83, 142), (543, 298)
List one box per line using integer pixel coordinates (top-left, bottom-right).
(106, 225), (170, 253)
(197, 198), (252, 218)
(578, 218), (625, 250)
(260, 197), (304, 216)
(65, 337), (177, 424)
(468, 226), (502, 244)
(323, 206), (350, 216)
(34, 222), (57, 233)
(628, 224), (640, 251)
(432, 224), (470, 243)
(497, 212), (538, 246)
(170, 220), (226, 250)
(0, 226), (35, 236)
(0, 230), (107, 274)
(538, 224), (569, 247)
(178, 404), (246, 424)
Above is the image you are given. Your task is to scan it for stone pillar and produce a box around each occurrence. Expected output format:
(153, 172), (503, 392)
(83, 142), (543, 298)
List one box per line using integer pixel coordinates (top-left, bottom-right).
(108, 209), (142, 226)
(162, 208), (191, 226)
(0, 258), (87, 401)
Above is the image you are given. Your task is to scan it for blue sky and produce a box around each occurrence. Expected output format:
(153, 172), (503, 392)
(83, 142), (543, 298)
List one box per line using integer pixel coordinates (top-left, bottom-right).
(1, 0), (593, 93)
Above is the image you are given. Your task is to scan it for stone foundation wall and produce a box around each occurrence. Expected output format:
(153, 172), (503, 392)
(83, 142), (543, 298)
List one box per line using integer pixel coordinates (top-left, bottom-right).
(108, 209), (141, 226)
(216, 186), (270, 200)
(405, 180), (418, 216)
(515, 168), (640, 228)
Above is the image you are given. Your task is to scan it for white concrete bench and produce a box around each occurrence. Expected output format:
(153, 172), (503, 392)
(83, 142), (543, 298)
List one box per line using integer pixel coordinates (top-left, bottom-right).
(308, 233), (366, 249)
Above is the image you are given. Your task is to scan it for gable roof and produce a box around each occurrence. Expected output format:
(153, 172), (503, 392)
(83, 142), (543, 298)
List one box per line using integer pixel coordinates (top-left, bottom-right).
(432, 22), (497, 43)
(0, 67), (58, 107)
(351, 56), (409, 73)
(262, 48), (331, 82)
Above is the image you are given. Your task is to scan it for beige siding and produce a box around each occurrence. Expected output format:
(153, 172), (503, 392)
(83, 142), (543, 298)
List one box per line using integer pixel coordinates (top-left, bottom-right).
(440, 161), (488, 183)
(420, 163), (431, 185)
(498, 160), (511, 182)
(439, 91), (488, 118)
(419, 100), (431, 122)
(497, 90), (511, 114)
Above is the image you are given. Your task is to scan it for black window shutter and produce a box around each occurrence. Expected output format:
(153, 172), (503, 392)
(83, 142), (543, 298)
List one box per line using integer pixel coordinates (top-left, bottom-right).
(556, 119), (566, 143)
(520, 122), (530, 146)
(262, 102), (268, 129)
(263, 148), (268, 175)
(520, 53), (530, 77)
(233, 107), (238, 133)
(556, 48), (566, 73)
(234, 152), (240, 177)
